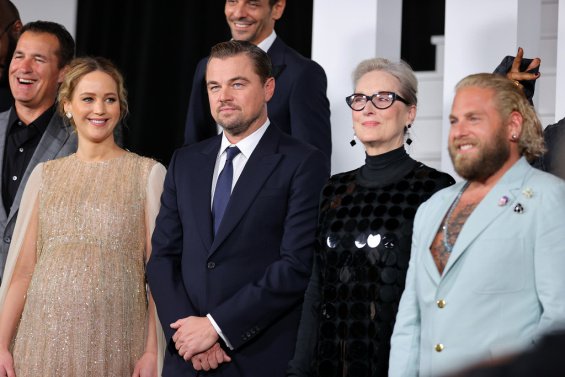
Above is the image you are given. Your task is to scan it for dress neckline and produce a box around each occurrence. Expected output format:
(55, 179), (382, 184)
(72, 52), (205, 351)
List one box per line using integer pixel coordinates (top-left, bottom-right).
(72, 151), (130, 164)
(356, 146), (419, 188)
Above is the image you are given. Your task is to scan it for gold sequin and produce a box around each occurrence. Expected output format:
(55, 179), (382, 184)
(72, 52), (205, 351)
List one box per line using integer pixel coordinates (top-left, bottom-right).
(13, 153), (156, 376)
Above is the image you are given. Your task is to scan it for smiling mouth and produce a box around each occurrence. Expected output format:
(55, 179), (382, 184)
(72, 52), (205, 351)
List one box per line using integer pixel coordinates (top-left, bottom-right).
(458, 143), (475, 151)
(89, 119), (108, 126)
(231, 19), (254, 29)
(17, 78), (35, 85)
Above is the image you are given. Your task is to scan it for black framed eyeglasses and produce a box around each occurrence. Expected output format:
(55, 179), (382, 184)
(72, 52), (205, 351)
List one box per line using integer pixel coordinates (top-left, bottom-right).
(345, 91), (409, 111)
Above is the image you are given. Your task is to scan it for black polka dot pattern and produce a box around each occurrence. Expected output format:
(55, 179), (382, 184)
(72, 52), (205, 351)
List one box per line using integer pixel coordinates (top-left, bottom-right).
(313, 165), (454, 376)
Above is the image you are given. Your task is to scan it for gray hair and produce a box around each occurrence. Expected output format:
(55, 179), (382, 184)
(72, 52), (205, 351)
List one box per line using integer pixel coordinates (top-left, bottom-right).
(352, 58), (418, 106)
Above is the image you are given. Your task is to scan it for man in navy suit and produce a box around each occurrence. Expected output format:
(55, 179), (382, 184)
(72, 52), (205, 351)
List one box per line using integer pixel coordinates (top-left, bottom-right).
(147, 40), (328, 376)
(184, 0), (332, 162)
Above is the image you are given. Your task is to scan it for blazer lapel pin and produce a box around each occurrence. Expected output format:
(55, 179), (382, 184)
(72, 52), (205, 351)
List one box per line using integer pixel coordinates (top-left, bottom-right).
(498, 195), (509, 206)
(513, 203), (524, 214)
(521, 187), (533, 198)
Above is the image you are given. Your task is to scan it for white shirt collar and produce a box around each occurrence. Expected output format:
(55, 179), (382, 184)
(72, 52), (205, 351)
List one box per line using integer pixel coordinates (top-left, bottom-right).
(218, 119), (270, 159)
(256, 30), (277, 53)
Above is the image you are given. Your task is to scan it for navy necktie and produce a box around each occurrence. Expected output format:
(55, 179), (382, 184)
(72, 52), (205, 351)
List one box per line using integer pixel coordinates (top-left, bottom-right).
(212, 146), (241, 234)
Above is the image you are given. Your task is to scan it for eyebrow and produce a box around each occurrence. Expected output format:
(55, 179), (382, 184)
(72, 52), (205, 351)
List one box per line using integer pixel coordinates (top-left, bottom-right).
(228, 76), (250, 83)
(206, 76), (251, 86)
(78, 92), (118, 96)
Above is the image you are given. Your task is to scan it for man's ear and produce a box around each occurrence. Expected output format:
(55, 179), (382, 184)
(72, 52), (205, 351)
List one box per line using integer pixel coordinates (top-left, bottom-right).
(264, 77), (275, 102)
(271, 0), (286, 21)
(12, 20), (23, 36)
(507, 111), (523, 141)
(57, 64), (70, 84)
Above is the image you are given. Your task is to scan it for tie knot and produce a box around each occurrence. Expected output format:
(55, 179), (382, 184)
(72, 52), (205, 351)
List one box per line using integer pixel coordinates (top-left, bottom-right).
(225, 146), (241, 162)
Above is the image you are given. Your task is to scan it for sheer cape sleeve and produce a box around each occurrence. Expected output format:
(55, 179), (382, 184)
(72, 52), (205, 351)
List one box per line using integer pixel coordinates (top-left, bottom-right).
(0, 164), (43, 310)
(145, 162), (166, 376)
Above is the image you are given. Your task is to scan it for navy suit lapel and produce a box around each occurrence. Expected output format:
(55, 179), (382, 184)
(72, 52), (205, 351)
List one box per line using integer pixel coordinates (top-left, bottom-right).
(268, 37), (287, 79)
(209, 126), (282, 255)
(191, 138), (221, 251)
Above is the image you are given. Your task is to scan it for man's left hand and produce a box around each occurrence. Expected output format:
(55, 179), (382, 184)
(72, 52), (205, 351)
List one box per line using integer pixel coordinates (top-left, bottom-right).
(171, 316), (219, 361)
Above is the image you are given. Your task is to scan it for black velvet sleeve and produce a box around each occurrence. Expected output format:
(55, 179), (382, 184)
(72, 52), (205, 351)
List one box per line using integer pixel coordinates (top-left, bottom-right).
(287, 252), (322, 377)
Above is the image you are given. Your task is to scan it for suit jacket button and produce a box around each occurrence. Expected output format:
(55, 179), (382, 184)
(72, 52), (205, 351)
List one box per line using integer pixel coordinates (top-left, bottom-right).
(436, 299), (446, 308)
(207, 261), (216, 269)
(3, 236), (10, 243)
(435, 343), (444, 352)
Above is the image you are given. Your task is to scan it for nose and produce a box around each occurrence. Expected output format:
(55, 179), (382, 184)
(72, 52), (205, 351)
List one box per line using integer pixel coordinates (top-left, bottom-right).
(232, 2), (247, 18)
(16, 57), (33, 73)
(218, 86), (233, 102)
(93, 99), (106, 114)
(362, 99), (377, 115)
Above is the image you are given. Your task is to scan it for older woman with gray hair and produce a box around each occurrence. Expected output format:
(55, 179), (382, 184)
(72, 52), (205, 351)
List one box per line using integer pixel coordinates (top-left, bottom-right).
(287, 58), (454, 377)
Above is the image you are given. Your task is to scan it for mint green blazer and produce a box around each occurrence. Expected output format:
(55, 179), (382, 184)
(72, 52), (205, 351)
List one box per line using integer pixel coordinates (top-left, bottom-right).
(389, 157), (565, 377)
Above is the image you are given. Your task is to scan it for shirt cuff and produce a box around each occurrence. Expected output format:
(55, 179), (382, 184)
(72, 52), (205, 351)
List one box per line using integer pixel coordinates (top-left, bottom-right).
(206, 313), (234, 350)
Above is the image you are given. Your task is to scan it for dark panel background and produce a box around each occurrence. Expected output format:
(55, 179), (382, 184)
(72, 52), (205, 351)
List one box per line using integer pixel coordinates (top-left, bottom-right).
(402, 0), (445, 71)
(76, 1), (442, 165)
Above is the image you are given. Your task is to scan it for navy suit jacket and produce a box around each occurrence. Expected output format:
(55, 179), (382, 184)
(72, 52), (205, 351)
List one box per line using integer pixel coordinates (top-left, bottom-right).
(183, 37), (332, 162)
(147, 125), (329, 376)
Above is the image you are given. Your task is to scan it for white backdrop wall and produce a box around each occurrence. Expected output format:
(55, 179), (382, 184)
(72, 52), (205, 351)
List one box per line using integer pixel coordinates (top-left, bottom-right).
(313, 0), (561, 175)
(12, 0), (76, 38)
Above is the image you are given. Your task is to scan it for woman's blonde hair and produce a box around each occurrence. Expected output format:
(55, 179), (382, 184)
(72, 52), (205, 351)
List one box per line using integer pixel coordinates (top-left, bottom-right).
(57, 56), (128, 125)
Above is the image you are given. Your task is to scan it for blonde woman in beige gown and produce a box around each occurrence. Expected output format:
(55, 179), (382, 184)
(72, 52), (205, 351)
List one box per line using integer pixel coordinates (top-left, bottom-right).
(0, 57), (166, 377)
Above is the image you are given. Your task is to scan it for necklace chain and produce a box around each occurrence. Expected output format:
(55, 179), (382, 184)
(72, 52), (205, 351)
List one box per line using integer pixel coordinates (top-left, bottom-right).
(442, 182), (470, 253)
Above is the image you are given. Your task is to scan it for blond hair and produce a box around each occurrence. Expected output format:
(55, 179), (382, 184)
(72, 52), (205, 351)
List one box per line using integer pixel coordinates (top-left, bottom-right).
(57, 56), (128, 125)
(455, 73), (544, 162)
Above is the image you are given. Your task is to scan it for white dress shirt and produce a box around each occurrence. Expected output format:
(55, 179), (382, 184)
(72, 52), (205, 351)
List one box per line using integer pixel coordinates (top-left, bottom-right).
(207, 119), (270, 348)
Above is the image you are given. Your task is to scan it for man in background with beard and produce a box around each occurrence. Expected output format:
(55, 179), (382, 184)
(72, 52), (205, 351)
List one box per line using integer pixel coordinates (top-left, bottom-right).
(388, 73), (565, 377)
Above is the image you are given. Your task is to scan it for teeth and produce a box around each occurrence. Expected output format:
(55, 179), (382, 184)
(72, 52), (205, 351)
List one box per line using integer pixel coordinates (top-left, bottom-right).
(90, 119), (105, 125)
(459, 144), (473, 150)
(235, 23), (250, 27)
(18, 78), (33, 84)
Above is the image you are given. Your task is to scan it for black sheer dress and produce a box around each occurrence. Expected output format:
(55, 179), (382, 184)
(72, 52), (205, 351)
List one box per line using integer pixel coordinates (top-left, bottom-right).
(288, 147), (454, 377)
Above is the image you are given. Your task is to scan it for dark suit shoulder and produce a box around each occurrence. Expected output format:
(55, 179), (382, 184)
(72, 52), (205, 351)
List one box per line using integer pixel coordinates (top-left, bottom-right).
(543, 117), (565, 139)
(269, 37), (326, 75)
(173, 134), (219, 159)
(275, 127), (326, 157)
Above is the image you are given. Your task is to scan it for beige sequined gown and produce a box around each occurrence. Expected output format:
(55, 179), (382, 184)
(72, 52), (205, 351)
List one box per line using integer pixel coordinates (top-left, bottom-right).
(10, 152), (164, 377)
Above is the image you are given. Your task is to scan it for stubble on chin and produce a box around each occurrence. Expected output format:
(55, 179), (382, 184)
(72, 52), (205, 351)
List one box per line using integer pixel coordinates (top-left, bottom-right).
(217, 111), (262, 138)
